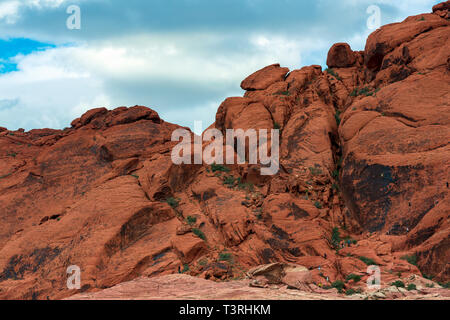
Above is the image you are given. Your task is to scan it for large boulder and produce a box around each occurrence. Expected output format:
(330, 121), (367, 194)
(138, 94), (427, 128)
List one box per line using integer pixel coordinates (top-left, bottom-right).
(240, 64), (289, 91)
(326, 43), (356, 68)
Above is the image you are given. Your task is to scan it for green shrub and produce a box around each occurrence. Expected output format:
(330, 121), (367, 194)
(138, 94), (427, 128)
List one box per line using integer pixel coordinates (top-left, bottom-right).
(358, 87), (371, 96)
(314, 201), (323, 209)
(407, 284), (417, 291)
(219, 252), (233, 262)
(346, 274), (361, 283)
(309, 167), (322, 176)
(130, 174), (139, 179)
(391, 280), (405, 288)
(273, 122), (281, 130)
(238, 182), (254, 192)
(0, 173), (12, 179)
(350, 87), (376, 97)
(359, 256), (376, 266)
(166, 197), (179, 209)
(345, 288), (356, 296)
(423, 274), (434, 280)
(181, 264), (190, 273)
(331, 227), (341, 248)
(186, 216), (197, 225)
(438, 282), (450, 289)
(223, 175), (236, 188)
(211, 163), (230, 173)
(273, 90), (290, 96)
(332, 280), (345, 293)
(192, 228), (206, 240)
(325, 68), (342, 81)
(198, 258), (208, 266)
(400, 254), (417, 266)
(332, 169), (339, 179)
(335, 111), (342, 126)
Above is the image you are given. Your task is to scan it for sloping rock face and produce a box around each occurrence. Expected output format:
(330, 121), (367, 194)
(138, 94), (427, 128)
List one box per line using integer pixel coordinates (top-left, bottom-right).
(0, 3), (449, 299)
(66, 273), (450, 300)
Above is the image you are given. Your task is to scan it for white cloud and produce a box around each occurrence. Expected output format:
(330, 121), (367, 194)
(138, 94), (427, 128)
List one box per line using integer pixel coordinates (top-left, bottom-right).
(0, 1), (20, 24)
(0, 0), (68, 25)
(0, 0), (436, 131)
(0, 32), (326, 131)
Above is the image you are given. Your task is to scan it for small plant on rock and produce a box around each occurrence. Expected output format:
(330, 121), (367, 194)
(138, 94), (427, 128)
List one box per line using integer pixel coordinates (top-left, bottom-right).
(325, 68), (342, 81)
(309, 166), (322, 176)
(314, 201), (323, 209)
(166, 197), (180, 209)
(407, 283), (417, 291)
(192, 228), (206, 240)
(223, 175), (237, 188)
(198, 258), (208, 266)
(400, 254), (417, 266)
(186, 216), (197, 225)
(332, 280), (345, 293)
(345, 288), (356, 296)
(331, 227), (341, 249)
(346, 274), (362, 283)
(211, 163), (230, 173)
(335, 111), (342, 126)
(391, 280), (405, 288)
(359, 256), (376, 266)
(219, 252), (233, 262)
(423, 274), (434, 280)
(181, 264), (190, 273)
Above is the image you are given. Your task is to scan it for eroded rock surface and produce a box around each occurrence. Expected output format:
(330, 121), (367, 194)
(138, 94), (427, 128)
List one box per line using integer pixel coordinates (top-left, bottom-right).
(67, 273), (450, 300)
(0, 2), (449, 300)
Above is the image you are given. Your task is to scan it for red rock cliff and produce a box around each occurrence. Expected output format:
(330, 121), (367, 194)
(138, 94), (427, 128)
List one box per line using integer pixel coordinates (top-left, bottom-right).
(0, 2), (449, 299)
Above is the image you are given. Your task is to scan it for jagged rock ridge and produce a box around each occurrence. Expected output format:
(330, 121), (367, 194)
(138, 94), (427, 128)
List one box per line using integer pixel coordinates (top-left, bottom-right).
(0, 1), (449, 299)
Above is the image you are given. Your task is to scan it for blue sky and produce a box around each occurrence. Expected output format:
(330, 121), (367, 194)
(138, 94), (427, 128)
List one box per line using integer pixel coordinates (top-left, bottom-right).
(0, 38), (55, 72)
(0, 0), (440, 131)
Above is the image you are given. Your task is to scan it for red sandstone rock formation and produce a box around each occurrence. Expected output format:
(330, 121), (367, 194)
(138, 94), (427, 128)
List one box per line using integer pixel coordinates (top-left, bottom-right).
(66, 273), (450, 300)
(0, 2), (449, 300)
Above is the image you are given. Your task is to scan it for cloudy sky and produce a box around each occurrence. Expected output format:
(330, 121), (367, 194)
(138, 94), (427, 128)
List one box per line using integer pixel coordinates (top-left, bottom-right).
(0, 0), (440, 132)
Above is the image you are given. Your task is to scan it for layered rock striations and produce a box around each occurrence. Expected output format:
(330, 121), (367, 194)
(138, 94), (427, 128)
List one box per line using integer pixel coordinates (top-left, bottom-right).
(0, 2), (449, 299)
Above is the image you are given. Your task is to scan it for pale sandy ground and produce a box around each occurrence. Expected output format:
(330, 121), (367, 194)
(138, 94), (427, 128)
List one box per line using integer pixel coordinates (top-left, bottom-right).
(67, 274), (450, 300)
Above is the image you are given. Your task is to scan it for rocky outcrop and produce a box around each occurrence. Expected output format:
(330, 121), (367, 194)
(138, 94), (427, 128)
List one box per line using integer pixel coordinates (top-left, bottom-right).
(433, 0), (450, 19)
(327, 43), (357, 68)
(0, 2), (449, 300)
(240, 64), (290, 91)
(66, 273), (450, 300)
